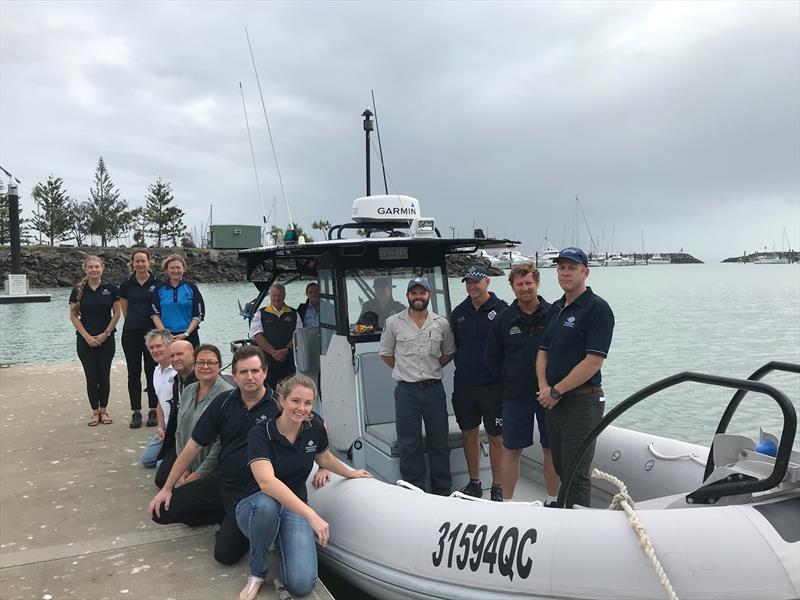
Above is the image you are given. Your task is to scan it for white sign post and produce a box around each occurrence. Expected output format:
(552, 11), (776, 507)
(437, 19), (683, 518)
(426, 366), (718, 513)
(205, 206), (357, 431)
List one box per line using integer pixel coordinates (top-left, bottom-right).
(6, 274), (28, 295)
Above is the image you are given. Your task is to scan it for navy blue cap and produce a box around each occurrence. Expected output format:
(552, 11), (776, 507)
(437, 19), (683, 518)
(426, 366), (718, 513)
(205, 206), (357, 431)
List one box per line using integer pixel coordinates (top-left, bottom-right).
(553, 247), (589, 266)
(462, 265), (489, 282)
(407, 276), (431, 293)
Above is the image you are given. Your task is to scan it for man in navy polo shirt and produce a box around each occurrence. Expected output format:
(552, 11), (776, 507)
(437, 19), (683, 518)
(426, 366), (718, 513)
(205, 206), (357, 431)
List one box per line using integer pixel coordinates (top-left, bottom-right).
(451, 265), (508, 501)
(147, 345), (280, 566)
(537, 247), (614, 509)
(486, 262), (559, 503)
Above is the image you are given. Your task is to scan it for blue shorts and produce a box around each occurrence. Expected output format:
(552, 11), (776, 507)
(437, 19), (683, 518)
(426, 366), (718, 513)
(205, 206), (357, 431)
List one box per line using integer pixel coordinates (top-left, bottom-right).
(502, 399), (549, 449)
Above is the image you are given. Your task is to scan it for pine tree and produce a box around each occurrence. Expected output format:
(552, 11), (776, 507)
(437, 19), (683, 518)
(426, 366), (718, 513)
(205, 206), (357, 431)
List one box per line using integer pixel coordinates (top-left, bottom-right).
(130, 207), (148, 247)
(87, 157), (130, 246)
(68, 199), (91, 246)
(30, 175), (73, 246)
(144, 178), (184, 247)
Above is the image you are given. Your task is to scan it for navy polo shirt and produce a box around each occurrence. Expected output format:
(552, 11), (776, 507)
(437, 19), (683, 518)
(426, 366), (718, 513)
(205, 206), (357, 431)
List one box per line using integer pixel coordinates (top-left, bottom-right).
(452, 292), (509, 385)
(246, 412), (329, 502)
(68, 283), (119, 336)
(540, 287), (614, 387)
(485, 297), (551, 401)
(191, 386), (279, 490)
(118, 274), (158, 330)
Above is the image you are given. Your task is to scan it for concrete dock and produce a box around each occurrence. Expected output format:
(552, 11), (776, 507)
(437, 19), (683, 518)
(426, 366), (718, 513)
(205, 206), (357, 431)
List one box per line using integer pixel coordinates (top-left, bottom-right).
(0, 362), (333, 600)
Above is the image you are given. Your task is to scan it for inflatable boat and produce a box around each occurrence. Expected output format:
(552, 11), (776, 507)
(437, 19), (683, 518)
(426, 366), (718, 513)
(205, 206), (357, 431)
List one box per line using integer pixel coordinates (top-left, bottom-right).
(236, 194), (799, 600)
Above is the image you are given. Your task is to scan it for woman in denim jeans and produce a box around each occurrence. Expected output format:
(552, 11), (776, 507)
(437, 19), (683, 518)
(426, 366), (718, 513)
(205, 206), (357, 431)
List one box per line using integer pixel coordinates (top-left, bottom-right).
(236, 374), (372, 600)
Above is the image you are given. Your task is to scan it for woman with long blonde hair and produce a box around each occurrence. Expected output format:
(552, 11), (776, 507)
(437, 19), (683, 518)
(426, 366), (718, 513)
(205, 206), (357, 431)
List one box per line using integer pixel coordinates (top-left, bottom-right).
(69, 255), (121, 426)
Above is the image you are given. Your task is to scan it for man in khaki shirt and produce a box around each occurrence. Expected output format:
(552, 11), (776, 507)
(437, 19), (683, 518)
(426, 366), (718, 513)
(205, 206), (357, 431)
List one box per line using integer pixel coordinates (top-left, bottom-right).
(379, 276), (456, 495)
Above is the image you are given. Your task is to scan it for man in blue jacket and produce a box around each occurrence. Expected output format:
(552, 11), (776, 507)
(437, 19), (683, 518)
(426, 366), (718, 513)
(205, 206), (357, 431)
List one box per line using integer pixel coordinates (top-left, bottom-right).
(451, 266), (508, 502)
(486, 263), (560, 503)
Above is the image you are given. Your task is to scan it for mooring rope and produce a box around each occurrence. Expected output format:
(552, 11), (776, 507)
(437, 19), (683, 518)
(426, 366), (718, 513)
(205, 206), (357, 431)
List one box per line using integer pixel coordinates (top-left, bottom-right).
(592, 468), (679, 600)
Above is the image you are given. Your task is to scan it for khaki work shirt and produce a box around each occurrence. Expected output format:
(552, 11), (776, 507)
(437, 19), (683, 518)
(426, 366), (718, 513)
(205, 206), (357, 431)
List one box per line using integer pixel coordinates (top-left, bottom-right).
(379, 309), (456, 382)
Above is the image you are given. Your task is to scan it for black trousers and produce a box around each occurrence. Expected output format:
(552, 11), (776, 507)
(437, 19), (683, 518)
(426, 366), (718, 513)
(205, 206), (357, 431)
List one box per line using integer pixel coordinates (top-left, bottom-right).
(76, 335), (116, 410)
(154, 447), (177, 489)
(152, 475), (250, 565)
(121, 328), (158, 412)
(546, 393), (605, 508)
(266, 355), (296, 390)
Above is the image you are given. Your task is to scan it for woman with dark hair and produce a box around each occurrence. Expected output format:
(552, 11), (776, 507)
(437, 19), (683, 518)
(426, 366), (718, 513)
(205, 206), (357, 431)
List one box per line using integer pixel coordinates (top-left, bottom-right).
(235, 374), (372, 600)
(151, 254), (204, 347)
(119, 248), (159, 428)
(69, 255), (121, 426)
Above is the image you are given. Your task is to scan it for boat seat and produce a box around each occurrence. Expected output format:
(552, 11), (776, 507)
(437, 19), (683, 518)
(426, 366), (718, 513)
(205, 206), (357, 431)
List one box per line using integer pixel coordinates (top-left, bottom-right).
(366, 416), (487, 458)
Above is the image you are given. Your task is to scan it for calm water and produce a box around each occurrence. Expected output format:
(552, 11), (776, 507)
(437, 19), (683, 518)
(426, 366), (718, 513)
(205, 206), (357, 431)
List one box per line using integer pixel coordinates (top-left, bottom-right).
(1, 263), (798, 448)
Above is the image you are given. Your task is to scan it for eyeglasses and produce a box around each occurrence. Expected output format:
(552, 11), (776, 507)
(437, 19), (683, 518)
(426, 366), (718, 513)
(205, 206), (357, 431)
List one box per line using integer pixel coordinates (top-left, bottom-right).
(196, 360), (219, 368)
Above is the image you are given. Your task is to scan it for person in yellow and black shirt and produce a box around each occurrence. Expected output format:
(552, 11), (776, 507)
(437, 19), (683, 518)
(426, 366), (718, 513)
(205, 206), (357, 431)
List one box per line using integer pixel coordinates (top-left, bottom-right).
(248, 283), (302, 389)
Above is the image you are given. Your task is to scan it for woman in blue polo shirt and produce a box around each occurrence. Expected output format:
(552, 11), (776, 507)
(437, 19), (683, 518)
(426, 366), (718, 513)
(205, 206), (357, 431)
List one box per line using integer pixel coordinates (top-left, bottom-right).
(150, 254), (204, 347)
(236, 374), (372, 600)
(119, 248), (159, 429)
(69, 255), (121, 426)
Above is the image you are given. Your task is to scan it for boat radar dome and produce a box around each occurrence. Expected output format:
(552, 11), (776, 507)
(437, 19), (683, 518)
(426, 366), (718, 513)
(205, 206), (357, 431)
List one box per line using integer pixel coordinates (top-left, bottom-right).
(352, 195), (420, 223)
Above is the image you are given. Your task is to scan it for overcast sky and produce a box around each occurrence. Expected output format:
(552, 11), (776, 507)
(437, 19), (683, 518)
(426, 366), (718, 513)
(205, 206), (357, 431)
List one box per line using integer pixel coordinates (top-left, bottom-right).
(1, 1), (798, 261)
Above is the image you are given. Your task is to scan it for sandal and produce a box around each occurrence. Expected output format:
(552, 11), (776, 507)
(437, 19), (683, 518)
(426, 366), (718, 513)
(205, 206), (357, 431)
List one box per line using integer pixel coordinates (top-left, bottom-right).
(88, 411), (101, 427)
(99, 410), (113, 425)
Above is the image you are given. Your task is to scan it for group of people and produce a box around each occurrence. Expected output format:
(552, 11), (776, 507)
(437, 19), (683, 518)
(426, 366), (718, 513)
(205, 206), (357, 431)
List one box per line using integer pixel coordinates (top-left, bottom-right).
(69, 250), (204, 427)
(379, 246), (614, 509)
(67, 243), (613, 598)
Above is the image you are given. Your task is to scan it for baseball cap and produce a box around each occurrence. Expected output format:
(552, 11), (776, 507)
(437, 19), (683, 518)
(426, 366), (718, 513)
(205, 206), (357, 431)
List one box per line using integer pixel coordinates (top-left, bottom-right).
(462, 265), (488, 282)
(373, 277), (395, 289)
(553, 247), (589, 266)
(406, 276), (432, 293)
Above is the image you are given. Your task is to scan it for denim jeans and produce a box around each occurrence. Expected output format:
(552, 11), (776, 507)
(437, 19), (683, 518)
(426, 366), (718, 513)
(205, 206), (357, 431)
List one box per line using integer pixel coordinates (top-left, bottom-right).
(235, 491), (317, 597)
(140, 434), (163, 468)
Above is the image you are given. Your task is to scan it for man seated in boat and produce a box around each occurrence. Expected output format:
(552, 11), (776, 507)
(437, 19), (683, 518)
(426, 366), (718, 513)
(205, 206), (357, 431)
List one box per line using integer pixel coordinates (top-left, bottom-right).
(248, 282), (301, 389)
(358, 276), (406, 330)
(379, 276), (456, 495)
(486, 263), (560, 504)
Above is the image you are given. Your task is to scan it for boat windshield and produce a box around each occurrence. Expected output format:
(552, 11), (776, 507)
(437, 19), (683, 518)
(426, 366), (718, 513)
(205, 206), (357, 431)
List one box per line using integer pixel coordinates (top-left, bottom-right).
(345, 266), (448, 337)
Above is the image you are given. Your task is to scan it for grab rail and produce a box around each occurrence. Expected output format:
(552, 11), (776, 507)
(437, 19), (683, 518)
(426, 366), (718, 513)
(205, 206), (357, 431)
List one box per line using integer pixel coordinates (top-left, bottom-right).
(702, 361), (800, 481)
(557, 372), (797, 508)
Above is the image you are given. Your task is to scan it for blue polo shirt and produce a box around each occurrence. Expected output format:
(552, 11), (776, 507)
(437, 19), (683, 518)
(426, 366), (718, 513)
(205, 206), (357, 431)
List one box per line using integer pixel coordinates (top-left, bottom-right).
(452, 292), (508, 385)
(150, 279), (204, 333)
(540, 287), (614, 387)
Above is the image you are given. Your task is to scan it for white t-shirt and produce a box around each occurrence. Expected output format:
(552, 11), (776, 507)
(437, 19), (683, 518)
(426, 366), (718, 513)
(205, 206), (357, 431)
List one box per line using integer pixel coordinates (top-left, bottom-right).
(153, 364), (177, 423)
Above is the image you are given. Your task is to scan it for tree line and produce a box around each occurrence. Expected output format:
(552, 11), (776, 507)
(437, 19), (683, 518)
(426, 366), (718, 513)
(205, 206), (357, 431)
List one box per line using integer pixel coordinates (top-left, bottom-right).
(0, 157), (188, 248)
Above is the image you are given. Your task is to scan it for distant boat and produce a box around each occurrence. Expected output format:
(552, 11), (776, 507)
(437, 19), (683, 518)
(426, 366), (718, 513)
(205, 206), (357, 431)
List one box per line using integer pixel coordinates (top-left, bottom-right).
(495, 249), (533, 266)
(648, 254), (671, 265)
(753, 254), (790, 265)
(535, 243), (560, 268)
(605, 253), (634, 267)
(473, 249), (503, 268)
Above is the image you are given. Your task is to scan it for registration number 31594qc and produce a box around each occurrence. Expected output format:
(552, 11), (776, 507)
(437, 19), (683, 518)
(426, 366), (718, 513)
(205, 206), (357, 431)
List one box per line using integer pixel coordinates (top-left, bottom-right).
(431, 522), (537, 581)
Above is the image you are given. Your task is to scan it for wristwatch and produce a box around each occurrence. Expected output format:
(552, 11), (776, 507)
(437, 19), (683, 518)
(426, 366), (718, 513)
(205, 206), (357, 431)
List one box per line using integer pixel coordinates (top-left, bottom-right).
(550, 387), (562, 400)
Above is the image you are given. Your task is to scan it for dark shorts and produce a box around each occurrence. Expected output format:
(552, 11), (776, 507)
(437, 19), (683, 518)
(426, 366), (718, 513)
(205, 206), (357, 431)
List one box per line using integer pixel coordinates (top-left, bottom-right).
(502, 398), (549, 449)
(452, 381), (503, 436)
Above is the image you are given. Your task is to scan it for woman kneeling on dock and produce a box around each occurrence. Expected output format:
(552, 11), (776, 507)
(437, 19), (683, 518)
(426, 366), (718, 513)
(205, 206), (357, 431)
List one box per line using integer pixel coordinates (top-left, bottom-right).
(236, 374), (372, 600)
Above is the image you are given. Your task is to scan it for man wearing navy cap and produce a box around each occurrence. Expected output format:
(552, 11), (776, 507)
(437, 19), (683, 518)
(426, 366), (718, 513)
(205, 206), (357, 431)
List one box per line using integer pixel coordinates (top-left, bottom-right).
(451, 265), (508, 501)
(379, 276), (456, 495)
(537, 247), (614, 508)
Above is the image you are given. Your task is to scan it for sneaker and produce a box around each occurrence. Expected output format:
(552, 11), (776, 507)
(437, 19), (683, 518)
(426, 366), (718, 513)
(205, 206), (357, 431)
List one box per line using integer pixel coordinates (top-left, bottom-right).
(543, 499), (559, 508)
(490, 484), (503, 502)
(146, 410), (158, 427)
(129, 412), (142, 429)
(461, 480), (482, 498)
